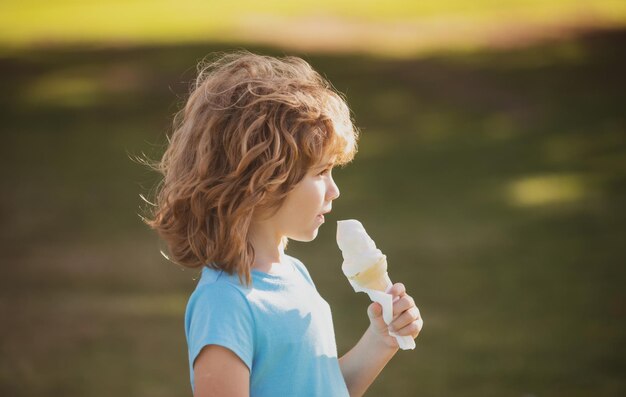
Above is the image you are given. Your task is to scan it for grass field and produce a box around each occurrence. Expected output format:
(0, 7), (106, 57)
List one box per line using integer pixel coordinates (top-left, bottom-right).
(0, 7), (625, 397)
(2, 1), (626, 57)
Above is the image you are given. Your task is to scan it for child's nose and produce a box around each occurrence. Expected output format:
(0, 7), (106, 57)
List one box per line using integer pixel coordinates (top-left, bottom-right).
(327, 177), (340, 201)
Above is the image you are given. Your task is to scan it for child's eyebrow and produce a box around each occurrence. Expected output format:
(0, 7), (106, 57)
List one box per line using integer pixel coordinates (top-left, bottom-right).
(316, 162), (334, 169)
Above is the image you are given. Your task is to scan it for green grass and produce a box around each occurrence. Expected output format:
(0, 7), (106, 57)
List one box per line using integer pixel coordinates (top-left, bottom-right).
(0, 30), (625, 396)
(1, 0), (626, 52)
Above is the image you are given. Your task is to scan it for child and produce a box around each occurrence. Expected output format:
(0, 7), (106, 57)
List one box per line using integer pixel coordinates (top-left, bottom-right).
(143, 50), (423, 396)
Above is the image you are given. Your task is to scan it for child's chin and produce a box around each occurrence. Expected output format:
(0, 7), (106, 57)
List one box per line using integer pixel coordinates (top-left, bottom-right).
(290, 229), (319, 242)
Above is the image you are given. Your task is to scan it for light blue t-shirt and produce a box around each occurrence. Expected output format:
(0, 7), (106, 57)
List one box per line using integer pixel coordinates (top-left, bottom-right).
(184, 254), (350, 396)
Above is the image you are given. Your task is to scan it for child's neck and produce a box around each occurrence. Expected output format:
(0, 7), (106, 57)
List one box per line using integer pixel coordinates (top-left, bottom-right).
(253, 252), (286, 274)
(249, 220), (287, 274)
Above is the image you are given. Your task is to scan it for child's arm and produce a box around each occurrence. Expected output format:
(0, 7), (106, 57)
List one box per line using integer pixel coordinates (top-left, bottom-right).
(194, 345), (250, 397)
(338, 283), (422, 397)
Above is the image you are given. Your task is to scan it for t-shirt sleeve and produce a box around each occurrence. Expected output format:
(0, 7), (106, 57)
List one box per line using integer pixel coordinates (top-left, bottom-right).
(185, 282), (255, 372)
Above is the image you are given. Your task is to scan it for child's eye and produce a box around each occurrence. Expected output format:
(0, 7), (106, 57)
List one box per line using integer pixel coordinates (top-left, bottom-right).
(318, 168), (331, 176)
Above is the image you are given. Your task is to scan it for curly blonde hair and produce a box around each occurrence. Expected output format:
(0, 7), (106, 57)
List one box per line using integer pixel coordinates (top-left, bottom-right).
(140, 50), (359, 287)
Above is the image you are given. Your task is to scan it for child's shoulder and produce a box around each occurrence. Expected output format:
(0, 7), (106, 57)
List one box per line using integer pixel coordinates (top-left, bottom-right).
(191, 267), (250, 299)
(190, 258), (317, 294)
(284, 254), (305, 270)
(186, 267), (253, 315)
(285, 254), (316, 288)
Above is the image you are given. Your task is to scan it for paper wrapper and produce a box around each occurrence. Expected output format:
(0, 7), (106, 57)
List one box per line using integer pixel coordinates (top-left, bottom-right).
(347, 273), (416, 350)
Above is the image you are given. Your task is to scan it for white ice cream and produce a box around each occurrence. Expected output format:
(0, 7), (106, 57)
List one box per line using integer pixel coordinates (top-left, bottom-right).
(336, 219), (384, 277)
(336, 219), (417, 350)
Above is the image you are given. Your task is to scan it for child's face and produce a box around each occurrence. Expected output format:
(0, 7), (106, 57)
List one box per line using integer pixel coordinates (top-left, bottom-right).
(273, 156), (340, 242)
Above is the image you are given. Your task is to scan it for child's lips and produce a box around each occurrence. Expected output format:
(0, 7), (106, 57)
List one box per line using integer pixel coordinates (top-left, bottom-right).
(317, 210), (330, 223)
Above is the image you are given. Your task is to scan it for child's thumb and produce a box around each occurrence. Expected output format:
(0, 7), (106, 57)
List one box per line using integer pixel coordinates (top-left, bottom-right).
(367, 302), (383, 321)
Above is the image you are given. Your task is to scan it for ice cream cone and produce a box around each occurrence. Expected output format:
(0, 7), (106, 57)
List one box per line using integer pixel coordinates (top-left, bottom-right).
(348, 256), (391, 292)
(337, 219), (417, 350)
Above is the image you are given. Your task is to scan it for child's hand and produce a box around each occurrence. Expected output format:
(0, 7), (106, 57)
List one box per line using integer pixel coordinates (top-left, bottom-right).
(367, 283), (423, 349)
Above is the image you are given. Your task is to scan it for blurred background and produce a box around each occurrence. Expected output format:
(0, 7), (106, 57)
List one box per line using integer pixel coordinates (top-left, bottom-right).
(1, 1), (625, 396)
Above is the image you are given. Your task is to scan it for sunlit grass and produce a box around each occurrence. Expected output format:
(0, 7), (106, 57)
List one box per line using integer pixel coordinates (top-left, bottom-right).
(22, 75), (101, 107)
(18, 61), (150, 110)
(1, 0), (625, 56)
(506, 173), (590, 206)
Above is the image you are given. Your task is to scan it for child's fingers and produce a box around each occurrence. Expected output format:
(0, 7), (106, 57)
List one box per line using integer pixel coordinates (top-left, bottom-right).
(392, 294), (415, 317)
(367, 302), (392, 333)
(389, 307), (423, 336)
(388, 283), (406, 300)
(367, 302), (384, 321)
